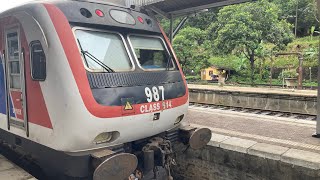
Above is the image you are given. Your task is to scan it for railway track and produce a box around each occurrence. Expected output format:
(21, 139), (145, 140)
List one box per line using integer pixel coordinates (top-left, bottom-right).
(189, 102), (317, 121)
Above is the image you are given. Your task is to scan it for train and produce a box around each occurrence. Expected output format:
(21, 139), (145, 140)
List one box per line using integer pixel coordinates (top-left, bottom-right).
(0, 0), (211, 179)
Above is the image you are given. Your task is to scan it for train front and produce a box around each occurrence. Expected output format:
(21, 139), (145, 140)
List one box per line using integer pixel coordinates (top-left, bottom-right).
(47, 1), (211, 179)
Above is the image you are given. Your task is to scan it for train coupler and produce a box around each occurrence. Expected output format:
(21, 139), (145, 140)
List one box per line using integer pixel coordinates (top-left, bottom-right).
(91, 149), (138, 180)
(141, 137), (176, 179)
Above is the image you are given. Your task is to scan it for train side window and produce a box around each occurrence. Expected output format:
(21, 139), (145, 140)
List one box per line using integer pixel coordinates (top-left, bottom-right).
(30, 41), (46, 81)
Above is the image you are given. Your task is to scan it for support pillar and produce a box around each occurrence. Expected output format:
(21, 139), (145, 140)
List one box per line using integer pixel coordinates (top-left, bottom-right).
(312, 0), (320, 138)
(169, 14), (173, 43)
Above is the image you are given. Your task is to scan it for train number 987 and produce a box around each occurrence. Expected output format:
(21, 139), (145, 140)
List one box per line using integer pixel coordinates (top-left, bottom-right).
(145, 86), (164, 102)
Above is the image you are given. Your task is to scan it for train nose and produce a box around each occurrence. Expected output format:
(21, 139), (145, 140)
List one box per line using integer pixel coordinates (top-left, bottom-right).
(92, 152), (138, 180)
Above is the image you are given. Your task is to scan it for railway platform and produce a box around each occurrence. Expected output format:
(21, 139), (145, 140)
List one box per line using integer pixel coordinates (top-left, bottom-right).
(188, 84), (317, 97)
(187, 105), (319, 153)
(173, 105), (320, 180)
(0, 154), (35, 180)
(188, 84), (318, 116)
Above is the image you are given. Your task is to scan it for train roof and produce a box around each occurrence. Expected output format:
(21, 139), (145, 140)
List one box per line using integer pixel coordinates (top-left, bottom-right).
(0, 0), (128, 15)
(0, 0), (161, 34)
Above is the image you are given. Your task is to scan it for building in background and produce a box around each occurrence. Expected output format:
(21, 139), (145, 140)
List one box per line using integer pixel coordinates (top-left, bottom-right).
(201, 66), (231, 82)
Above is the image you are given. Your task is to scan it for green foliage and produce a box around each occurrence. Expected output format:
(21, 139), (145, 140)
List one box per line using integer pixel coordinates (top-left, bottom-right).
(184, 9), (220, 30)
(310, 26), (316, 40)
(173, 27), (210, 75)
(272, 0), (319, 37)
(303, 46), (319, 67)
(303, 81), (318, 86)
(208, 55), (247, 71)
(185, 75), (201, 81)
(207, 0), (294, 85)
(272, 56), (299, 68)
(281, 69), (299, 78)
(158, 0), (318, 85)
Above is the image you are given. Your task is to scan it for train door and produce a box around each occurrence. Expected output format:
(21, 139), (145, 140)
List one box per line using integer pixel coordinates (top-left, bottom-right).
(4, 27), (28, 135)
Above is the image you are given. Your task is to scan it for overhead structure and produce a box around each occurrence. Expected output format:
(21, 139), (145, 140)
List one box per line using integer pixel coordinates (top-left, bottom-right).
(127, 0), (253, 41)
(128, 0), (252, 18)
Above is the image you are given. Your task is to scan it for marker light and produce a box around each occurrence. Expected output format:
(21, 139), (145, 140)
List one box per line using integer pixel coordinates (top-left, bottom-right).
(174, 114), (185, 125)
(95, 9), (104, 17)
(94, 132), (112, 144)
(138, 16), (144, 24)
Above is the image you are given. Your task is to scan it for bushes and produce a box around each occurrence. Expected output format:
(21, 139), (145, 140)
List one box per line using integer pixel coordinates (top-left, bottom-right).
(280, 69), (299, 79)
(185, 75), (201, 81)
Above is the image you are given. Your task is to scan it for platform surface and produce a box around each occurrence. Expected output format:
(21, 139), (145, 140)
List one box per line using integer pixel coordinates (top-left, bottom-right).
(0, 154), (35, 180)
(188, 84), (317, 97)
(187, 105), (320, 170)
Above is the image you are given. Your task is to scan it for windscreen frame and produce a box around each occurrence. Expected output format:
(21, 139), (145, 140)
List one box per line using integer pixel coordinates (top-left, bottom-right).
(127, 34), (177, 72)
(72, 26), (136, 73)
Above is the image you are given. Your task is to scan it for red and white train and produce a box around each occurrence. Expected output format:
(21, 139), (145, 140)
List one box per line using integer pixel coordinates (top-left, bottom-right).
(0, 0), (211, 179)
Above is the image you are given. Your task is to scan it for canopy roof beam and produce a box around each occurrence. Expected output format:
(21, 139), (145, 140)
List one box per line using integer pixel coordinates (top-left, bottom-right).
(168, 0), (252, 17)
(148, 5), (170, 19)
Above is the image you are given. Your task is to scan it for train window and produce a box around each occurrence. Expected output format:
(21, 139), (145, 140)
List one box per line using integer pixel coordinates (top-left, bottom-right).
(75, 30), (132, 72)
(30, 41), (46, 81)
(129, 35), (175, 71)
(7, 32), (21, 89)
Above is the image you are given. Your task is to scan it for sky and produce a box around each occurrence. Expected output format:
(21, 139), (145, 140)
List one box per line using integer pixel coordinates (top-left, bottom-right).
(0, 0), (35, 13)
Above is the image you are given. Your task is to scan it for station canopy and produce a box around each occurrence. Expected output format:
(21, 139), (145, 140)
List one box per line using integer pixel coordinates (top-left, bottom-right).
(126, 0), (253, 18)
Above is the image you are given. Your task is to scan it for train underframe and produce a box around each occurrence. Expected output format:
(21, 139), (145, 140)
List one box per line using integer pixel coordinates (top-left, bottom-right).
(0, 126), (211, 180)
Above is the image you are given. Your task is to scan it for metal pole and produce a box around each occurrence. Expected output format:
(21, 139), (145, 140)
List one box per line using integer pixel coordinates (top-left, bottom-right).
(298, 55), (303, 89)
(173, 16), (189, 38)
(295, 0), (298, 37)
(169, 14), (173, 43)
(309, 67), (312, 83)
(282, 70), (284, 89)
(312, 0), (320, 137)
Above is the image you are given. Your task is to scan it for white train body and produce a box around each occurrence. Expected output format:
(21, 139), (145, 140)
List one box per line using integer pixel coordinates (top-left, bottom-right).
(0, 0), (195, 179)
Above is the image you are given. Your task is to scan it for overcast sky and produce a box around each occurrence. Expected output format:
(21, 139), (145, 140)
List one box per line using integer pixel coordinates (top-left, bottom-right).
(0, 0), (35, 13)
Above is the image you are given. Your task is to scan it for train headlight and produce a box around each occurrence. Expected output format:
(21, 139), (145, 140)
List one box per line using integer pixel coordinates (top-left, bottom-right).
(174, 114), (185, 125)
(94, 132), (113, 144)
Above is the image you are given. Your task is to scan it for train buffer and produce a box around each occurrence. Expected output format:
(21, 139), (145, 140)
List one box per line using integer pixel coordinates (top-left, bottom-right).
(0, 154), (35, 180)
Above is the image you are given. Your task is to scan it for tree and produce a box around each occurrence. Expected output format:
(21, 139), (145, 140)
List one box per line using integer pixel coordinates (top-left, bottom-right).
(207, 0), (294, 85)
(184, 8), (220, 30)
(272, 0), (319, 37)
(173, 27), (210, 74)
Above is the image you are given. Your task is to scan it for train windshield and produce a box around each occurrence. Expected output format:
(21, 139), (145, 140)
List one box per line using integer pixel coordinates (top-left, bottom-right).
(75, 30), (133, 72)
(129, 35), (175, 70)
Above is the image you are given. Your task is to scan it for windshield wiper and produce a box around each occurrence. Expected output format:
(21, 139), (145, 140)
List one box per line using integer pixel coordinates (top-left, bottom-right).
(77, 39), (115, 73)
(166, 54), (173, 71)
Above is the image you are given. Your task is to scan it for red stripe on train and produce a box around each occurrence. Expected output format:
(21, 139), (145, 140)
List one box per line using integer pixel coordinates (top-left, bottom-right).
(0, 16), (53, 129)
(44, 4), (188, 118)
